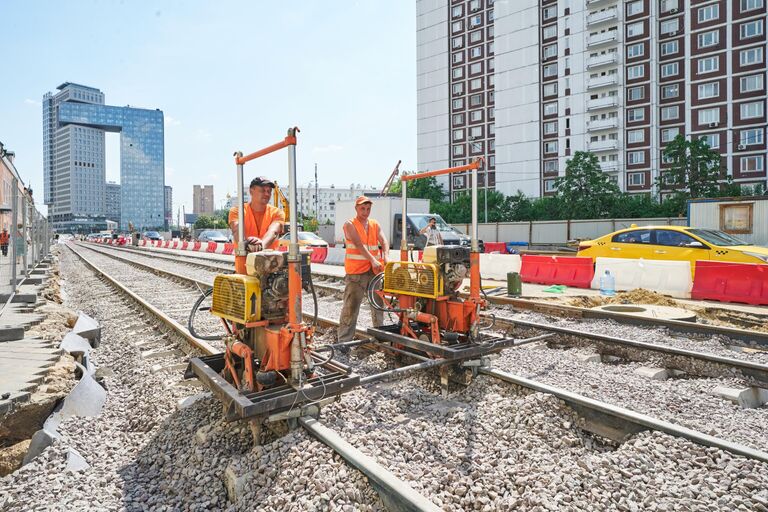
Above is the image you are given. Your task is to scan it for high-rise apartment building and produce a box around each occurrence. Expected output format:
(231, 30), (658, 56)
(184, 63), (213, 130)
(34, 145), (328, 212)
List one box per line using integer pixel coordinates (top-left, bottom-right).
(417, 0), (768, 198)
(43, 83), (165, 232)
(164, 185), (173, 229)
(105, 182), (121, 223)
(193, 185), (215, 215)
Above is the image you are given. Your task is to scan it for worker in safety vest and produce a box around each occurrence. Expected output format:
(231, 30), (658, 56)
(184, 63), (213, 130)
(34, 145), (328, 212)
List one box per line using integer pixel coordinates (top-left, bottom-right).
(0, 229), (8, 256)
(228, 176), (285, 274)
(338, 196), (389, 342)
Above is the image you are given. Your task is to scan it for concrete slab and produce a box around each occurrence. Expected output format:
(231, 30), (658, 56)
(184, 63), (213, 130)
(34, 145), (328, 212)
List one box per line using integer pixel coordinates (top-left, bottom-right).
(0, 338), (62, 411)
(712, 386), (768, 408)
(73, 313), (101, 346)
(634, 367), (670, 380)
(591, 304), (697, 322)
(0, 327), (25, 342)
(140, 348), (181, 360)
(577, 353), (601, 363)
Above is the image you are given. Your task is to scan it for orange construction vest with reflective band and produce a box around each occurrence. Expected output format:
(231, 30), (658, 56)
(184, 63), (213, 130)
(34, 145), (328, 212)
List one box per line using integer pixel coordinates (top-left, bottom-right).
(228, 203), (284, 274)
(344, 218), (382, 275)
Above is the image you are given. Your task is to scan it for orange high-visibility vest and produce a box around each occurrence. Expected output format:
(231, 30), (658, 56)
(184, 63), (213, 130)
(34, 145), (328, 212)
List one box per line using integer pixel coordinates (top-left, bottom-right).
(228, 204), (285, 274)
(0, 232), (8, 244)
(344, 218), (382, 274)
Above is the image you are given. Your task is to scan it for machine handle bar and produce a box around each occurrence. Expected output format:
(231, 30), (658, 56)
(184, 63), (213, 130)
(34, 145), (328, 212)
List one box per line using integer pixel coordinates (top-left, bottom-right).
(235, 127), (300, 165)
(400, 157), (484, 182)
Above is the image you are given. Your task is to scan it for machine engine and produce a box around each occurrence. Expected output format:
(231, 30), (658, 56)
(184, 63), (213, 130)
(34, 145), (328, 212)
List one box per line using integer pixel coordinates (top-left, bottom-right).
(422, 245), (469, 294)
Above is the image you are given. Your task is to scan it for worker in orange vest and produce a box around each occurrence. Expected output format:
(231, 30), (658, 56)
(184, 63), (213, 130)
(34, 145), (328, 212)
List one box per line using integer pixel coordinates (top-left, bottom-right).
(338, 196), (389, 342)
(0, 229), (8, 256)
(228, 176), (285, 274)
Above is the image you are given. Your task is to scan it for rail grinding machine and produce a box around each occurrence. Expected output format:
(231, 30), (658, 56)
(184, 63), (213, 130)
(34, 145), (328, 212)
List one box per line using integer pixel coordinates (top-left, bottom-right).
(366, 158), (533, 389)
(186, 128), (359, 437)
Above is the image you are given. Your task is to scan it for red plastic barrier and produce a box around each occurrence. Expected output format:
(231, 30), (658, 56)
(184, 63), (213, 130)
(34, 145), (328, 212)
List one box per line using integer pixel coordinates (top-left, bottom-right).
(206, 242), (217, 253)
(520, 254), (594, 289)
(484, 242), (508, 254)
(311, 246), (328, 263)
(180, 241), (188, 250)
(222, 243), (235, 255)
(192, 242), (201, 251)
(692, 261), (768, 306)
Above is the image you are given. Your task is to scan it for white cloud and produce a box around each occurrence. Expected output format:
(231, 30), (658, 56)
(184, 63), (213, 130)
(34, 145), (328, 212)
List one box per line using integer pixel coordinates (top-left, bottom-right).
(24, 98), (40, 106)
(312, 144), (344, 153)
(165, 115), (181, 127)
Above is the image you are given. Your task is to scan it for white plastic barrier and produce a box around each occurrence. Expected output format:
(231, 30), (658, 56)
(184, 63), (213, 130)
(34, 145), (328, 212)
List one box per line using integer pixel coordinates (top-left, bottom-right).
(480, 253), (522, 281)
(324, 247), (346, 266)
(591, 257), (692, 298)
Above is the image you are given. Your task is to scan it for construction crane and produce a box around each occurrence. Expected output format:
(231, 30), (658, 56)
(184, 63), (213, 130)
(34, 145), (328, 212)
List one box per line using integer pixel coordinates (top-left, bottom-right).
(380, 160), (402, 196)
(272, 181), (290, 220)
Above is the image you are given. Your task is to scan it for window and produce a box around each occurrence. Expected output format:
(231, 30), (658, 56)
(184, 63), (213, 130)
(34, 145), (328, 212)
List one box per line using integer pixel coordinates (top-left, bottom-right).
(701, 133), (719, 149)
(543, 63), (558, 78)
(627, 22), (644, 37)
(470, 0), (481, 11)
(452, 98), (465, 110)
(543, 5), (557, 20)
(741, 128), (764, 146)
(470, 109), (484, 122)
(627, 43), (644, 58)
(661, 127), (679, 142)
(661, 83), (680, 99)
(741, 101), (764, 119)
(452, 5), (463, 18)
(469, 30), (483, 44)
(452, 51), (464, 64)
(469, 93), (483, 107)
(628, 86), (644, 101)
(697, 30), (719, 48)
(627, 64), (645, 79)
(543, 121), (558, 135)
(452, 113), (465, 125)
(660, 41), (679, 56)
(655, 230), (698, 247)
(741, 20), (764, 39)
(469, 126), (483, 138)
(698, 108), (720, 125)
(628, 129), (645, 143)
(697, 56), (719, 74)
(543, 24), (557, 39)
(469, 14), (483, 28)
(470, 78), (483, 91)
(628, 172), (646, 186)
(452, 67), (464, 79)
(627, 151), (646, 164)
(627, 1), (643, 16)
(661, 0), (679, 12)
(452, 21), (463, 34)
(661, 19), (679, 35)
(452, 129), (465, 141)
(741, 74), (764, 92)
(452, 145), (465, 157)
(698, 82), (720, 99)
(544, 179), (557, 193)
(613, 229), (651, 243)
(742, 0), (764, 12)
(740, 47), (763, 67)
(661, 105), (679, 121)
(628, 108), (645, 122)
(543, 44), (557, 59)
(661, 62), (679, 78)
(543, 82), (558, 96)
(469, 46), (483, 59)
(452, 36), (464, 49)
(544, 141), (558, 154)
(741, 155), (764, 172)
(469, 62), (483, 74)
(698, 5), (719, 23)
(544, 160), (558, 172)
(544, 102), (558, 116)
(452, 83), (464, 95)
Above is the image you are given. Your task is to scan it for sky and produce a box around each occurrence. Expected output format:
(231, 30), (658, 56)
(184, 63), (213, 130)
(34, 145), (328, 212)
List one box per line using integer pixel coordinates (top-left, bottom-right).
(0, 0), (417, 217)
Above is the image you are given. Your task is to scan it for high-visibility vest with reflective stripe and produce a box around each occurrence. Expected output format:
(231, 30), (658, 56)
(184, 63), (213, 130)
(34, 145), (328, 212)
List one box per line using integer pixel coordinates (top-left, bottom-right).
(344, 218), (382, 274)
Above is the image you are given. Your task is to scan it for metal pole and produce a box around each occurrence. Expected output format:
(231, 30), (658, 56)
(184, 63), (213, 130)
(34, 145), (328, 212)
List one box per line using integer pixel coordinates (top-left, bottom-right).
(234, 156), (246, 257)
(10, 179), (17, 290)
(400, 180), (408, 255)
(314, 163), (318, 220)
(286, 128), (303, 386)
(22, 195), (28, 276)
(471, 166), (478, 252)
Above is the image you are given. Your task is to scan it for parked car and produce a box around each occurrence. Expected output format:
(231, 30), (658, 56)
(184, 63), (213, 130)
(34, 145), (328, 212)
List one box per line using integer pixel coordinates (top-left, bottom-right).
(142, 231), (164, 241)
(577, 225), (768, 274)
(198, 230), (230, 243)
(276, 231), (329, 250)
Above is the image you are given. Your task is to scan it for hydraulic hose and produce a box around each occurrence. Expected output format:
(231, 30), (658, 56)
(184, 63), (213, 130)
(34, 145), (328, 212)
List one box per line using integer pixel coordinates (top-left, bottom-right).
(188, 288), (224, 341)
(367, 271), (406, 313)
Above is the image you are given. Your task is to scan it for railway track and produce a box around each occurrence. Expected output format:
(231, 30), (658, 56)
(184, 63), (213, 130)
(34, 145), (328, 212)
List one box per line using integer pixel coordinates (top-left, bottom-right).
(72, 241), (768, 465)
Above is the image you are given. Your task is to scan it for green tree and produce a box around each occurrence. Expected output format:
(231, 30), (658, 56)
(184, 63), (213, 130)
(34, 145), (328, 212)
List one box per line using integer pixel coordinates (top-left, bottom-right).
(303, 217), (319, 232)
(389, 176), (446, 204)
(553, 151), (620, 219)
(194, 215), (215, 229)
(659, 135), (725, 199)
(433, 189), (514, 224)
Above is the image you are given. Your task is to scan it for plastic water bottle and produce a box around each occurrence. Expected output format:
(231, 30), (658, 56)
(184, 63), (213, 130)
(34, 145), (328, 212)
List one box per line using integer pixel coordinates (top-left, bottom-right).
(599, 270), (615, 297)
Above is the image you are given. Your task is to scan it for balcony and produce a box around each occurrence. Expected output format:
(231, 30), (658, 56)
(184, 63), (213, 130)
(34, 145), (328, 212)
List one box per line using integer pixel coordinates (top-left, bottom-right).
(588, 31), (618, 48)
(600, 161), (619, 172)
(587, 0), (615, 4)
(587, 74), (619, 89)
(587, 53), (618, 69)
(587, 96), (619, 110)
(587, 7), (618, 26)
(587, 118), (618, 131)
(588, 140), (619, 152)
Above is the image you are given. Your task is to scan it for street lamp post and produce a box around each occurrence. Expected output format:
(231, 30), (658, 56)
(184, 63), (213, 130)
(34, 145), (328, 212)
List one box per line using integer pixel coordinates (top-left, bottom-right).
(468, 136), (487, 223)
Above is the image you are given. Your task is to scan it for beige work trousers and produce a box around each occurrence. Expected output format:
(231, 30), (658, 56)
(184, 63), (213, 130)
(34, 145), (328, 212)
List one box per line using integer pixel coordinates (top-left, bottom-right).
(338, 269), (384, 342)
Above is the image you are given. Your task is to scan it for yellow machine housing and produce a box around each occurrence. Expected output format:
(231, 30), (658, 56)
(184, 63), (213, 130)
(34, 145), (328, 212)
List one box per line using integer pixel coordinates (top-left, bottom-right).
(383, 261), (443, 299)
(210, 274), (263, 324)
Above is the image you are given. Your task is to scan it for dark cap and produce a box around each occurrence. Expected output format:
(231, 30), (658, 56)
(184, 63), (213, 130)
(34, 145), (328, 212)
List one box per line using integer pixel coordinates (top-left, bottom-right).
(249, 176), (275, 188)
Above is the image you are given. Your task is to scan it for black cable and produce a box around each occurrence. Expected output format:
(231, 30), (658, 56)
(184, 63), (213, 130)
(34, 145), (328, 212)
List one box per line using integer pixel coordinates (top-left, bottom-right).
(367, 272), (407, 313)
(308, 272), (319, 328)
(311, 345), (335, 366)
(188, 288), (224, 341)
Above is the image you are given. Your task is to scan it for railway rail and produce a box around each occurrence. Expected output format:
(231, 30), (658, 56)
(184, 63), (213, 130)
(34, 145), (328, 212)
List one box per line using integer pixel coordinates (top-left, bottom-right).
(70, 241), (768, 466)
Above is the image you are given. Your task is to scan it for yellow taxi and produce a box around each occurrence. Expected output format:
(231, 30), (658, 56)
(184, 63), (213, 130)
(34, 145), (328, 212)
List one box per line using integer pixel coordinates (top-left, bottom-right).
(577, 225), (768, 271)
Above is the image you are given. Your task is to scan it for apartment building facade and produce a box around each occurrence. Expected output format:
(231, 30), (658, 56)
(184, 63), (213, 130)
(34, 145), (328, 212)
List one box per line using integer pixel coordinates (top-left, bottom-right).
(418, 0), (768, 198)
(193, 185), (215, 215)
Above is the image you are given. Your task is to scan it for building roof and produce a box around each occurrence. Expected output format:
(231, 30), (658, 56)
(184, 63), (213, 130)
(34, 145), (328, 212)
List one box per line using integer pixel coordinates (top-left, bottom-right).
(57, 82), (102, 92)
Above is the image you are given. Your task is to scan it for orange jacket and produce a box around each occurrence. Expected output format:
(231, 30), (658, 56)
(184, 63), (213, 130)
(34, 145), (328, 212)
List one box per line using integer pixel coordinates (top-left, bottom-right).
(344, 218), (382, 275)
(228, 204), (285, 274)
(0, 232), (8, 244)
